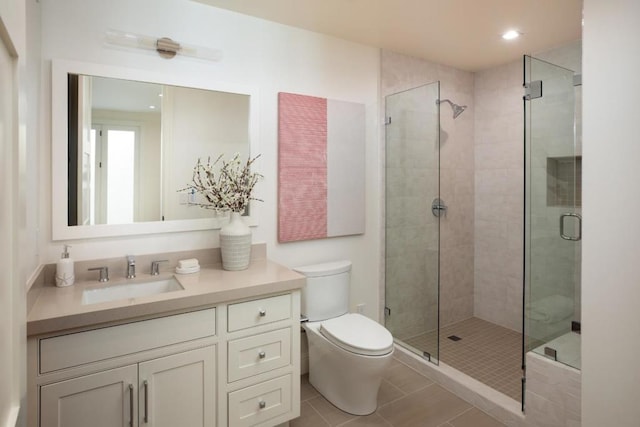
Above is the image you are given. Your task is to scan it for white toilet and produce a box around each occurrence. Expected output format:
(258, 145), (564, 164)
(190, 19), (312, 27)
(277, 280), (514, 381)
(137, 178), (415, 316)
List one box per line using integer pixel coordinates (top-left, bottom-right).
(294, 260), (394, 415)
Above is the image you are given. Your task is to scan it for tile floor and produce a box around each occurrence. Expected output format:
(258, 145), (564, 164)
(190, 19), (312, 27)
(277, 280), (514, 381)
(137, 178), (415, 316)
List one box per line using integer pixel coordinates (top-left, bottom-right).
(292, 358), (506, 427)
(404, 317), (522, 401)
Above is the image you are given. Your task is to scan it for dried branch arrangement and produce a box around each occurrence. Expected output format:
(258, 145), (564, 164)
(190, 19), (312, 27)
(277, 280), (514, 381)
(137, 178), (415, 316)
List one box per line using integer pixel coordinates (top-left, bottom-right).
(183, 153), (263, 212)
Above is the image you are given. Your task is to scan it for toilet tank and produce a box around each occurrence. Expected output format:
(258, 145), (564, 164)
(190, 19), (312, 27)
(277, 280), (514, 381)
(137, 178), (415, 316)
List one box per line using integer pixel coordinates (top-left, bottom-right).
(293, 260), (351, 322)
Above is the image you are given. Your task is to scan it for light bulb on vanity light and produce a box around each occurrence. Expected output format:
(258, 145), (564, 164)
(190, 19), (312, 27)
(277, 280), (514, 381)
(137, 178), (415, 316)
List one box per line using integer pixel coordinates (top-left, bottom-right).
(104, 29), (223, 61)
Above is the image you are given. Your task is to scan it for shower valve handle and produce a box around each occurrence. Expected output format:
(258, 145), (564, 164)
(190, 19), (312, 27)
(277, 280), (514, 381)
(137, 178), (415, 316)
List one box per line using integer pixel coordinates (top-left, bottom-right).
(431, 198), (447, 217)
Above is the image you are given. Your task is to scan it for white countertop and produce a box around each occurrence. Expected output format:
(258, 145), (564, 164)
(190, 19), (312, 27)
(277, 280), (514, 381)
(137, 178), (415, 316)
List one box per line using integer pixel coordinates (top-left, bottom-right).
(27, 258), (304, 336)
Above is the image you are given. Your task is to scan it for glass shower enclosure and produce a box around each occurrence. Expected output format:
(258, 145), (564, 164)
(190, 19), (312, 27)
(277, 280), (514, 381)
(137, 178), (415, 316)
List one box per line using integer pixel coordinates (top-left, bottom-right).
(524, 55), (582, 370)
(384, 82), (441, 363)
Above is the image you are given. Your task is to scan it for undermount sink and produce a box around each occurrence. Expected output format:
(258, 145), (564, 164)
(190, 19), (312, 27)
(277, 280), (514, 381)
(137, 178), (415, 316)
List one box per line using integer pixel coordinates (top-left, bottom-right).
(81, 277), (184, 305)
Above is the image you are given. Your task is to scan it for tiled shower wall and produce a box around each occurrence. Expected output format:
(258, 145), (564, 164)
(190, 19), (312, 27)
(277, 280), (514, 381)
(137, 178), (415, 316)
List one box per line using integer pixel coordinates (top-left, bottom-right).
(384, 86), (440, 340)
(473, 41), (582, 333)
(473, 61), (525, 332)
(381, 50), (475, 331)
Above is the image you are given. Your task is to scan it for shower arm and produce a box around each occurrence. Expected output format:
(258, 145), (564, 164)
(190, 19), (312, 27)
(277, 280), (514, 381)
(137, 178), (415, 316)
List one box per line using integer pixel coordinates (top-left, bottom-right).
(436, 98), (467, 118)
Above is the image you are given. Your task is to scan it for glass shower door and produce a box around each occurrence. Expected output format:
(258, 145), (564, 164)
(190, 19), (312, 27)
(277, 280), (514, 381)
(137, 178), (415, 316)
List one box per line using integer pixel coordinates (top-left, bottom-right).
(524, 56), (581, 369)
(384, 82), (440, 363)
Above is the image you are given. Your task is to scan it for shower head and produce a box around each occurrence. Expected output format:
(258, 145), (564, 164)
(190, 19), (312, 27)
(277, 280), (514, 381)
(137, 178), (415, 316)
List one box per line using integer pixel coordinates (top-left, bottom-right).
(437, 99), (467, 119)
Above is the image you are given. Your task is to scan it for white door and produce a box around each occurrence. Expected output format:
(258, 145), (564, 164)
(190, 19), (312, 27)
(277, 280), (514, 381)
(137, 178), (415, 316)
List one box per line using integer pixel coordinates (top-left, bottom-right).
(40, 365), (138, 427)
(0, 24), (17, 425)
(92, 124), (140, 224)
(138, 346), (215, 427)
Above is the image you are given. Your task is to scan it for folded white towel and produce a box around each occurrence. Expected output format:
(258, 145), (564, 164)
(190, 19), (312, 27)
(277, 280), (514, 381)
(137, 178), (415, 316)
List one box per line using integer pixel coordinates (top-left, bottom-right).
(527, 294), (574, 323)
(178, 258), (200, 269)
(176, 265), (200, 275)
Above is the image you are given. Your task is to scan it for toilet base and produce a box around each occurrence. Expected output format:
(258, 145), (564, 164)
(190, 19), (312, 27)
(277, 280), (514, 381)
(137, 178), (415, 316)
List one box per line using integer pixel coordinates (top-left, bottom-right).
(304, 321), (394, 415)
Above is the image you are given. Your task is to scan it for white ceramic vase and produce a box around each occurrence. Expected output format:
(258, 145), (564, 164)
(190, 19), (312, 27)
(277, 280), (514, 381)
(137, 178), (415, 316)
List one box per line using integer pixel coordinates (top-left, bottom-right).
(219, 211), (251, 271)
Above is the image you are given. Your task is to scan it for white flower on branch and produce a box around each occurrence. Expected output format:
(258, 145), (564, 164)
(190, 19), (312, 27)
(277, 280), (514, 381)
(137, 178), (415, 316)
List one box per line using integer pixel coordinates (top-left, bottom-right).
(181, 153), (263, 213)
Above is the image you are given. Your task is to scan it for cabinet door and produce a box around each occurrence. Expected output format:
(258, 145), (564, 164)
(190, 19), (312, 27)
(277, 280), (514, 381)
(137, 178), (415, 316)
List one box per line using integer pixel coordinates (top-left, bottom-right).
(138, 346), (216, 427)
(40, 365), (138, 427)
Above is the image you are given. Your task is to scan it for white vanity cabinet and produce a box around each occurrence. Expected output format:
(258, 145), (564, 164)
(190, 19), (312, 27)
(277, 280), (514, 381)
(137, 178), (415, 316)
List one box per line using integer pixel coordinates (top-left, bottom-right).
(40, 365), (138, 427)
(138, 347), (216, 427)
(33, 308), (217, 427)
(223, 293), (300, 427)
(28, 290), (301, 427)
(40, 346), (215, 427)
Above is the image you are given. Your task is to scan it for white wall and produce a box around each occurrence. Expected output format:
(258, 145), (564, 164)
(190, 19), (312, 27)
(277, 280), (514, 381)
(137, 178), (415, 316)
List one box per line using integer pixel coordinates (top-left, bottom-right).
(38, 0), (381, 318)
(582, 0), (640, 425)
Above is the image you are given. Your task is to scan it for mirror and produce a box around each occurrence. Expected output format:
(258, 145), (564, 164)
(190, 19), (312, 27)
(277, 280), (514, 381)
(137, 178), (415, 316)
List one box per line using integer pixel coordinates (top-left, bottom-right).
(52, 59), (260, 240)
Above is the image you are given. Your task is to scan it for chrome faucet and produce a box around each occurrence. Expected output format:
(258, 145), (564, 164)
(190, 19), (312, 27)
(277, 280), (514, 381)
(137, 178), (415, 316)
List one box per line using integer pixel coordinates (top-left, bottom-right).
(150, 260), (168, 276)
(126, 255), (136, 279)
(88, 266), (109, 283)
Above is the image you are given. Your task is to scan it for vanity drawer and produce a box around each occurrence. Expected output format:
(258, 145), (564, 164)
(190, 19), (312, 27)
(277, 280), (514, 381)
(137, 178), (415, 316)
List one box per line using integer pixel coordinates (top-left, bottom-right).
(228, 328), (291, 382)
(228, 374), (292, 427)
(227, 294), (291, 332)
(40, 308), (216, 374)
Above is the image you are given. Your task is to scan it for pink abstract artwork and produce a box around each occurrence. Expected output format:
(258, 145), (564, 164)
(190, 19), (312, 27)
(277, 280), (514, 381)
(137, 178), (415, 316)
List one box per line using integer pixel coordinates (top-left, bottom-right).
(278, 92), (365, 242)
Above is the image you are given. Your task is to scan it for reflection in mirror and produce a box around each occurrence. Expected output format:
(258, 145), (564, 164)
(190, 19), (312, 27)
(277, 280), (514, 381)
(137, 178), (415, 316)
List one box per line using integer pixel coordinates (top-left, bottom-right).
(66, 74), (250, 227)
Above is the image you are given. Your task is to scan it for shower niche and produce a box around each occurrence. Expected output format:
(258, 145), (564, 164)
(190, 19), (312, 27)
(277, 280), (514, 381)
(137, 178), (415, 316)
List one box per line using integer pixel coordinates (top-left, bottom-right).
(547, 156), (582, 207)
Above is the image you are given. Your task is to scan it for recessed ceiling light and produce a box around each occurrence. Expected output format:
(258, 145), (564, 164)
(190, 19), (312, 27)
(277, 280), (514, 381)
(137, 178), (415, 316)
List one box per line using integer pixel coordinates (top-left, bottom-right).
(149, 105), (156, 109)
(502, 30), (520, 40)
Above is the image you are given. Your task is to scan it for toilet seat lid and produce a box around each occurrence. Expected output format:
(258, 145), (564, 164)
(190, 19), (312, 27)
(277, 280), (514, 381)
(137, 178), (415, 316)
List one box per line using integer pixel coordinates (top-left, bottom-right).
(319, 313), (394, 356)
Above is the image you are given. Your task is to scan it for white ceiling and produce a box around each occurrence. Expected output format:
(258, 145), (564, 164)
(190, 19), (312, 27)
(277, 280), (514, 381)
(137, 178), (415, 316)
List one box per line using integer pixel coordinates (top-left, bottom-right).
(92, 77), (163, 112)
(194, 0), (582, 71)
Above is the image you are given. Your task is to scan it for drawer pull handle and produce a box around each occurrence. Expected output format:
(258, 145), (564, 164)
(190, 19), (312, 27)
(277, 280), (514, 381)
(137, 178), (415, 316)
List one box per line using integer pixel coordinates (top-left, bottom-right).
(143, 380), (149, 423)
(259, 309), (266, 317)
(129, 384), (134, 427)
(259, 400), (266, 409)
(258, 351), (266, 359)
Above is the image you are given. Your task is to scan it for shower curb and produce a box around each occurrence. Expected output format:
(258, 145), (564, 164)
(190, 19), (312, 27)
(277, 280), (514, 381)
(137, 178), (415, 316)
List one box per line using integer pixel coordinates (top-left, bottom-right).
(393, 344), (526, 427)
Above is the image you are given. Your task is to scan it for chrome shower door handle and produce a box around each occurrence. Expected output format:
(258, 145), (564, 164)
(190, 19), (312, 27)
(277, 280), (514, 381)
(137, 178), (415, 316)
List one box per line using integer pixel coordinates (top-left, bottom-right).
(560, 213), (582, 241)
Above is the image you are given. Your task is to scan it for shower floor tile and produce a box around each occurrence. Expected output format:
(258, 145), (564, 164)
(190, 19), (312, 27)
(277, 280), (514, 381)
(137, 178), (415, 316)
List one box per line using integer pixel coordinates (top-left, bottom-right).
(404, 317), (523, 401)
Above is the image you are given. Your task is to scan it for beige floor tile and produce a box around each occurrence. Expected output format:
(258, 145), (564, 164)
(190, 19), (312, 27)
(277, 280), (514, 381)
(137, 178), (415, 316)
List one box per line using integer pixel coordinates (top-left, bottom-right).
(308, 395), (357, 426)
(389, 357), (404, 369)
(383, 363), (433, 394)
(339, 413), (392, 427)
(377, 384), (471, 427)
(301, 374), (321, 402)
(377, 379), (406, 406)
(291, 401), (329, 427)
(448, 408), (506, 427)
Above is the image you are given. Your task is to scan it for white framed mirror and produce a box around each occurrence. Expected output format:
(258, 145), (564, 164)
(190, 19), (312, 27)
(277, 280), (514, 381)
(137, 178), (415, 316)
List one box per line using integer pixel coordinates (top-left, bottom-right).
(52, 59), (260, 240)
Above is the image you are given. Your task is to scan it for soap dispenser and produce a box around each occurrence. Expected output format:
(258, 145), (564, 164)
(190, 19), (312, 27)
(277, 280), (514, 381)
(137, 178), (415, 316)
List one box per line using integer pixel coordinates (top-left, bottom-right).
(55, 245), (75, 287)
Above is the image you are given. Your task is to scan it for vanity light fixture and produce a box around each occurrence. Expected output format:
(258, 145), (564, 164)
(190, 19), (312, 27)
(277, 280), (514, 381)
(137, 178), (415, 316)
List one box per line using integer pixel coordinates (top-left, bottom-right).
(104, 29), (222, 61)
(501, 30), (521, 40)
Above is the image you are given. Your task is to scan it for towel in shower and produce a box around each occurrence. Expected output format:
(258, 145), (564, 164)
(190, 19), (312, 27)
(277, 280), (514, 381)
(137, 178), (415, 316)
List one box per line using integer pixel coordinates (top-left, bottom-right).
(527, 294), (574, 323)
